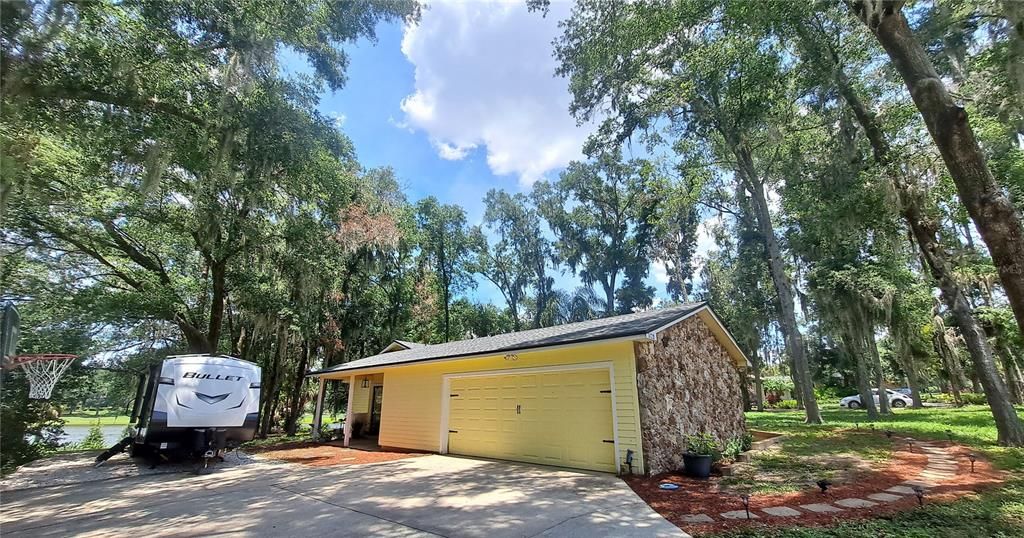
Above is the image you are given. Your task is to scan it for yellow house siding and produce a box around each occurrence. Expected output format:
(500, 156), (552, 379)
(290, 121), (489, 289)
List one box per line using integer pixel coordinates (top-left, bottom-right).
(350, 378), (371, 414)
(352, 339), (645, 473)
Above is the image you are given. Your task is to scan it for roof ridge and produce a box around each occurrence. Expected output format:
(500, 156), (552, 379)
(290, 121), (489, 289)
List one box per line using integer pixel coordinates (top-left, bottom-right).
(414, 301), (706, 351)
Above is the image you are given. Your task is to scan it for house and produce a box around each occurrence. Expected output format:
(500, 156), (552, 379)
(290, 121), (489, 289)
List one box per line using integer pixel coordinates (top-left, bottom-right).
(308, 302), (748, 475)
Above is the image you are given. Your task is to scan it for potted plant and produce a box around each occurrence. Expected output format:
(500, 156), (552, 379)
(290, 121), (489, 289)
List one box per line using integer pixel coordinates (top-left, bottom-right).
(683, 433), (718, 478)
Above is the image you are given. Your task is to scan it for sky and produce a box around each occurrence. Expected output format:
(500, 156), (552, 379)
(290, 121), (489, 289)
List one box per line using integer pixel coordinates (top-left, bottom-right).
(281, 2), (718, 307)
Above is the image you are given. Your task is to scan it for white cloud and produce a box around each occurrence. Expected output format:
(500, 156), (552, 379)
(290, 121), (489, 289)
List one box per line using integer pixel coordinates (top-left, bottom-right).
(399, 1), (594, 186)
(651, 260), (671, 285)
(330, 111), (347, 128)
(691, 213), (724, 278)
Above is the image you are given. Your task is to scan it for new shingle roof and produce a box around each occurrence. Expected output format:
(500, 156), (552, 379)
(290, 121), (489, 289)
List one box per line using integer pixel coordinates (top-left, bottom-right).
(310, 302), (706, 375)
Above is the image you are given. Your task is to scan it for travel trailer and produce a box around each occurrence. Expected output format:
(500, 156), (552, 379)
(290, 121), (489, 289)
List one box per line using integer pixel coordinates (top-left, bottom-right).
(96, 354), (261, 471)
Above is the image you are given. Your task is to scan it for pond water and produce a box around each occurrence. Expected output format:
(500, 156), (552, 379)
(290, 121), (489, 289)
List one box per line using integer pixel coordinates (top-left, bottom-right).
(60, 425), (128, 446)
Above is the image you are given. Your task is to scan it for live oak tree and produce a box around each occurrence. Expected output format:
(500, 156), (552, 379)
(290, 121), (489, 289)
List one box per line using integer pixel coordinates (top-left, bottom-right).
(475, 190), (556, 330)
(553, 0), (823, 422)
(415, 197), (476, 343)
(533, 153), (660, 316)
(848, 0), (1024, 340)
(2, 0), (420, 353)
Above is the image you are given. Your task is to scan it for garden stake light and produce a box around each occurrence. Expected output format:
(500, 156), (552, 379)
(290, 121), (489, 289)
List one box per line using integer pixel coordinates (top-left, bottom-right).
(969, 453), (977, 473)
(912, 485), (925, 507)
(946, 429), (954, 442)
(739, 493), (751, 519)
(907, 439), (914, 452)
(885, 429), (893, 439)
(816, 479), (831, 494)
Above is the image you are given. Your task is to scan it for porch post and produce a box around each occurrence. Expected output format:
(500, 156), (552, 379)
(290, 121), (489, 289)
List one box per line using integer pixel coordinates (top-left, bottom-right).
(343, 375), (355, 447)
(311, 377), (326, 441)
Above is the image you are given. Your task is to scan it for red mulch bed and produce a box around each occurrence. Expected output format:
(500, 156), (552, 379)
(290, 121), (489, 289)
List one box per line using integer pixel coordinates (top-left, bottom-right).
(248, 441), (424, 467)
(626, 437), (1006, 536)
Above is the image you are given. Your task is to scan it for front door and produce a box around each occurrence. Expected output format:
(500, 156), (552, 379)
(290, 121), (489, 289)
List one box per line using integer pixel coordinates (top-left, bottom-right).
(368, 385), (383, 435)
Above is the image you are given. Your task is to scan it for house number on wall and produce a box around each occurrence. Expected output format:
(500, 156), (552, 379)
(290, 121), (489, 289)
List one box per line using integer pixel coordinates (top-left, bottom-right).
(504, 354), (519, 361)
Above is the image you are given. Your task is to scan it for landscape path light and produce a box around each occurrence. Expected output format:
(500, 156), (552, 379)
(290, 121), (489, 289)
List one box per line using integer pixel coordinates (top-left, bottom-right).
(912, 485), (925, 507)
(739, 493), (751, 519)
(968, 453), (977, 473)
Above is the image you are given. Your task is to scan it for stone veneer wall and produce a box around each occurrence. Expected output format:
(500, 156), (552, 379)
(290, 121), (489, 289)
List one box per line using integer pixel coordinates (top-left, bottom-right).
(635, 315), (746, 475)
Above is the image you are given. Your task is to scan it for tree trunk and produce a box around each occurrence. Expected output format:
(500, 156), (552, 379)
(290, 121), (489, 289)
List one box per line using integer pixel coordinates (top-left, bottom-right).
(843, 330), (879, 419)
(207, 260), (227, 353)
(852, 2), (1024, 339)
(868, 330), (891, 414)
(742, 163), (821, 423)
(936, 336), (965, 407)
(284, 339), (313, 436)
(259, 323), (287, 437)
(752, 350), (765, 412)
(831, 46), (1023, 442)
(902, 181), (1024, 445)
(998, 345), (1023, 405)
(177, 316), (212, 353)
(902, 351), (924, 409)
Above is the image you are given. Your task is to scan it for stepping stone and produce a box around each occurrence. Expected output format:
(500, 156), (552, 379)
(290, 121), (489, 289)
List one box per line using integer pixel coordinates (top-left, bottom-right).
(902, 480), (936, 488)
(886, 485), (916, 495)
(800, 503), (844, 513)
(867, 493), (903, 503)
(761, 506), (802, 517)
(720, 510), (758, 520)
(835, 498), (879, 508)
(680, 514), (714, 523)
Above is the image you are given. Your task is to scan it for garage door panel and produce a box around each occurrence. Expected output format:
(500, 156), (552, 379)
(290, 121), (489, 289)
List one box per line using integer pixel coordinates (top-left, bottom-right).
(448, 368), (616, 472)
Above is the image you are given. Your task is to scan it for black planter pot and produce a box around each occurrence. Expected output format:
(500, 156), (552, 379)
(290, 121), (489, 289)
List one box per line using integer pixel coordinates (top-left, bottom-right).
(683, 453), (713, 478)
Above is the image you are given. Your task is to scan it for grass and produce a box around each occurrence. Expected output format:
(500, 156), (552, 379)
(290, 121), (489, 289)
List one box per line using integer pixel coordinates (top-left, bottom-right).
(710, 406), (1024, 537)
(58, 410), (344, 427)
(60, 409), (131, 426)
(747, 406), (1024, 471)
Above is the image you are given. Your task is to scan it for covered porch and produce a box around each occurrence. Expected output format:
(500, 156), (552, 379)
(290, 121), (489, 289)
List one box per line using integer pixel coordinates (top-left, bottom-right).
(311, 372), (384, 448)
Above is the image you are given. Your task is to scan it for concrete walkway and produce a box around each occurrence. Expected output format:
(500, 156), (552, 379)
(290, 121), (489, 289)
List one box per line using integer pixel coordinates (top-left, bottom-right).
(1, 454), (686, 537)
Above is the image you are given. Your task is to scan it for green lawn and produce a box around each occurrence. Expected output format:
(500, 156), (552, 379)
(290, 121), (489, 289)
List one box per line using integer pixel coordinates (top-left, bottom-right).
(711, 406), (1024, 537)
(747, 406), (1024, 470)
(59, 410), (343, 427)
(60, 409), (131, 426)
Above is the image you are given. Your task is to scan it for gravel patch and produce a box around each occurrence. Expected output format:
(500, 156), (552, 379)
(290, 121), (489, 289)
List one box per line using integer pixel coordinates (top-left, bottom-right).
(0, 449), (260, 492)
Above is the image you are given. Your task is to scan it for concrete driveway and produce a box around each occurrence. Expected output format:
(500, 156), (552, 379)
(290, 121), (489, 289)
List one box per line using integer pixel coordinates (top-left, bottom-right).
(1, 454), (687, 537)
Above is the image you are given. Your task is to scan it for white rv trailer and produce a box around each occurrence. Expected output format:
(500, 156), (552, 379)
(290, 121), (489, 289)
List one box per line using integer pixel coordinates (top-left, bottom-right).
(97, 354), (261, 470)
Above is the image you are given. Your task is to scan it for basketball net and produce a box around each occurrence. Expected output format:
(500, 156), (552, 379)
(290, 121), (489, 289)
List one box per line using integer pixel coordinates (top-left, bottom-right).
(8, 354), (78, 399)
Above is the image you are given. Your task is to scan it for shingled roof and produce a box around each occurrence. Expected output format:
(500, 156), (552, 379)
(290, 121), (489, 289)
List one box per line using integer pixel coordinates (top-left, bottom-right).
(310, 302), (708, 375)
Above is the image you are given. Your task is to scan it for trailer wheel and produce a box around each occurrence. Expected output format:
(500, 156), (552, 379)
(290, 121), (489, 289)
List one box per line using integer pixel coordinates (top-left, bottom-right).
(194, 457), (212, 475)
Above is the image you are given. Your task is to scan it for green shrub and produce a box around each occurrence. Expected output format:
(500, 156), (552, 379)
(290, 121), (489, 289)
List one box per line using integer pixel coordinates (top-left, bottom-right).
(722, 437), (745, 460)
(685, 433), (719, 456)
(739, 432), (753, 451)
(813, 386), (846, 401)
(79, 423), (106, 450)
(961, 393), (988, 405)
(771, 399), (798, 409)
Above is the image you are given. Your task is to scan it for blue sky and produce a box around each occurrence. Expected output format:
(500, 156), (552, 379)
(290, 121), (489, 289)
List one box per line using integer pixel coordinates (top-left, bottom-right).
(281, 3), (708, 307)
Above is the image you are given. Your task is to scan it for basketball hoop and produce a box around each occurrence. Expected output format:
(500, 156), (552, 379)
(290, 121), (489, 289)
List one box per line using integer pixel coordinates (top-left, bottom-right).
(6, 354), (78, 399)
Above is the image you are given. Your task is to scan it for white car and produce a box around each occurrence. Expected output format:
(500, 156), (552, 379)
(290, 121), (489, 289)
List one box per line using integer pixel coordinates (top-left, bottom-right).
(840, 389), (912, 409)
